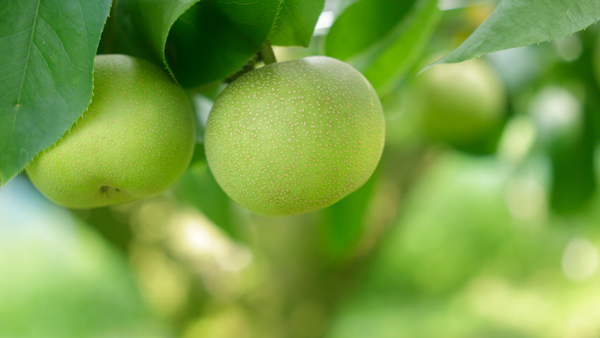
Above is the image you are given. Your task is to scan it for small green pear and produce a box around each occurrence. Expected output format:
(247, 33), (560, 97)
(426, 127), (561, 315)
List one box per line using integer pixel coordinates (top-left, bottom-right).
(26, 55), (195, 208)
(412, 58), (505, 147)
(205, 56), (385, 217)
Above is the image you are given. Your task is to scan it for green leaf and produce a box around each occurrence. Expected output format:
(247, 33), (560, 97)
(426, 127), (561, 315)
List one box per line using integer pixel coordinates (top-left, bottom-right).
(547, 45), (598, 214)
(320, 170), (378, 260)
(325, 0), (440, 96)
(0, 0), (112, 186)
(115, 0), (282, 88)
(325, 0), (417, 61)
(325, 0), (418, 61)
(270, 0), (325, 47)
(175, 156), (238, 239)
(432, 0), (600, 67)
(71, 208), (133, 255)
(362, 0), (440, 95)
(549, 130), (596, 214)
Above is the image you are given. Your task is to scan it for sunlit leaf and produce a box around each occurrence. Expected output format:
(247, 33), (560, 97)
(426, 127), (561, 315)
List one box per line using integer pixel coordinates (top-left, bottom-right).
(270, 0), (325, 47)
(362, 0), (440, 95)
(431, 0), (600, 67)
(326, 0), (418, 61)
(325, 0), (440, 95)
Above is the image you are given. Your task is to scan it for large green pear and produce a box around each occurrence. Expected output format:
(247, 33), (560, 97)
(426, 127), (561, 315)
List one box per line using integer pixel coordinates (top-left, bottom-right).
(26, 55), (195, 208)
(205, 56), (385, 217)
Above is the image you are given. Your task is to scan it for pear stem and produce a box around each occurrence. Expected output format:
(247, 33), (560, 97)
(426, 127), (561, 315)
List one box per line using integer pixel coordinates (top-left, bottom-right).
(259, 40), (277, 65)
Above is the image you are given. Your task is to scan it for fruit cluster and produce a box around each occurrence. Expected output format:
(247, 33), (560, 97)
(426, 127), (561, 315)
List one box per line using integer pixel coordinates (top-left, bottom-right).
(27, 55), (385, 217)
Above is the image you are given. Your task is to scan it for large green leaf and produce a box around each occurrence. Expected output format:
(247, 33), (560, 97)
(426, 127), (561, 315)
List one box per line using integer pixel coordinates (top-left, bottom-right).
(325, 0), (440, 96)
(115, 0), (282, 88)
(432, 0), (600, 66)
(0, 0), (112, 186)
(270, 0), (325, 47)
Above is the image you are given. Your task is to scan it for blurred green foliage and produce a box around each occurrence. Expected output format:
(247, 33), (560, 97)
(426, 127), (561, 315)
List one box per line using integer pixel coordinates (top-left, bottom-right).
(0, 180), (163, 338)
(3, 1), (600, 338)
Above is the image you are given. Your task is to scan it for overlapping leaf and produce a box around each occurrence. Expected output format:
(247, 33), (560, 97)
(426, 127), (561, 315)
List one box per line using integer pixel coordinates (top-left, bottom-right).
(0, 0), (112, 186)
(326, 0), (440, 96)
(271, 0), (325, 47)
(115, 0), (282, 88)
(362, 0), (440, 95)
(326, 0), (418, 61)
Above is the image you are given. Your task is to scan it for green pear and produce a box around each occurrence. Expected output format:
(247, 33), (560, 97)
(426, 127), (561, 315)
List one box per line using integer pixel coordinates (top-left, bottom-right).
(412, 58), (505, 147)
(26, 55), (195, 208)
(205, 56), (385, 217)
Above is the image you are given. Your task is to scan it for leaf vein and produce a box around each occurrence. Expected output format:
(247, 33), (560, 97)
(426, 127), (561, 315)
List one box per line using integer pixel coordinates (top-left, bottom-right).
(37, 15), (83, 71)
(0, 70), (25, 82)
(5, 0), (42, 166)
(0, 28), (33, 41)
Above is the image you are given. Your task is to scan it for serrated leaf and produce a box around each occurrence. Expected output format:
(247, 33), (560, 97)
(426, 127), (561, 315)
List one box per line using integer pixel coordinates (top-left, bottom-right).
(115, 0), (281, 88)
(0, 0), (112, 186)
(432, 0), (600, 67)
(270, 0), (325, 47)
